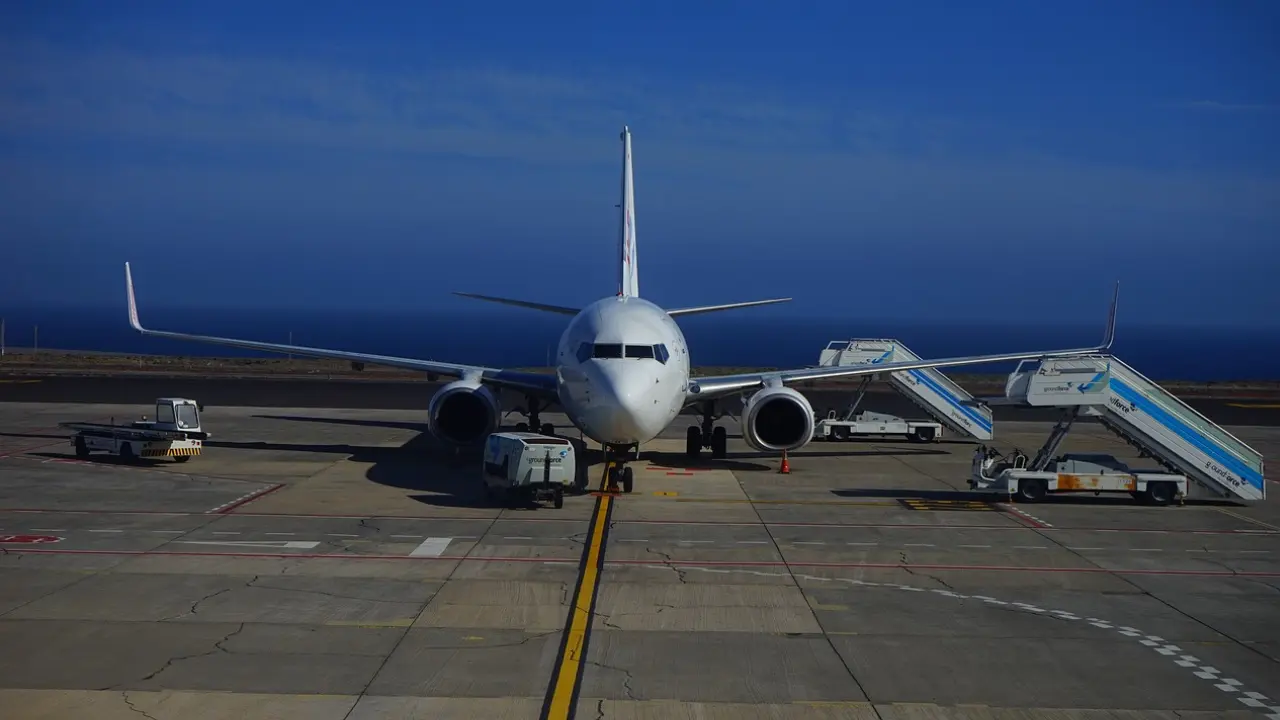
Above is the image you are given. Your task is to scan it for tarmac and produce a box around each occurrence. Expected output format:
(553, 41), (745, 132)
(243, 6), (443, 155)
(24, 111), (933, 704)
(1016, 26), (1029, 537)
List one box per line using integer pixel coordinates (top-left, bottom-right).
(0, 384), (1278, 719)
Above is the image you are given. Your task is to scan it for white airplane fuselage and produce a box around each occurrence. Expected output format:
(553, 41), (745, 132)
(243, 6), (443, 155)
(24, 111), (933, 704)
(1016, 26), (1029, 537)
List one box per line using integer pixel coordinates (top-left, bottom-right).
(555, 295), (692, 447)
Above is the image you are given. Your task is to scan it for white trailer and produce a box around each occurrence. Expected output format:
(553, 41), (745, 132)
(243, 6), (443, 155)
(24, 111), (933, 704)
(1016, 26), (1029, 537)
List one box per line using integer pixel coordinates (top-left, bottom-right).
(972, 443), (1187, 505)
(60, 397), (208, 462)
(481, 432), (580, 508)
(813, 376), (945, 442)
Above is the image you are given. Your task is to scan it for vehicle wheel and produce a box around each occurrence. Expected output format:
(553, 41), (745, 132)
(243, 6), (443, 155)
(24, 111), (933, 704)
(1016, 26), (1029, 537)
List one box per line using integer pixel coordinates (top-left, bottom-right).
(120, 443), (134, 461)
(685, 426), (701, 458)
(540, 423), (555, 436)
(553, 487), (564, 509)
(621, 466), (634, 494)
(1143, 482), (1175, 507)
(711, 426), (728, 459)
(174, 455), (191, 463)
(74, 437), (89, 458)
(515, 422), (528, 432)
(913, 427), (936, 443)
(1015, 478), (1047, 503)
(831, 426), (849, 441)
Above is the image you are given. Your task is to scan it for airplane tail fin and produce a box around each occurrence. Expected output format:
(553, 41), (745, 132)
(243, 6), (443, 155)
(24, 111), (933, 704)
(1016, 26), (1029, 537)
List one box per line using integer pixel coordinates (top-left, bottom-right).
(618, 125), (639, 297)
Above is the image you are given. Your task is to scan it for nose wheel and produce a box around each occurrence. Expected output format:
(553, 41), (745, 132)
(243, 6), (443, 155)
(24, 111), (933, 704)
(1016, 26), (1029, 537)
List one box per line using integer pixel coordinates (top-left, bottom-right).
(602, 444), (636, 494)
(685, 402), (728, 459)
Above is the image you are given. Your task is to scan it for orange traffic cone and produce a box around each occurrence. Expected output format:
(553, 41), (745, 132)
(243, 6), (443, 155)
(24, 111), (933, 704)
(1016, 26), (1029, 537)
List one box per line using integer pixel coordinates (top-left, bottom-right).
(779, 450), (791, 474)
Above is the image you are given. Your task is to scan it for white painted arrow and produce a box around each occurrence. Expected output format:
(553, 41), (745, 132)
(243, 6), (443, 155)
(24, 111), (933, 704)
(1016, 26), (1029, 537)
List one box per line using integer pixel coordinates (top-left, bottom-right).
(178, 540), (320, 549)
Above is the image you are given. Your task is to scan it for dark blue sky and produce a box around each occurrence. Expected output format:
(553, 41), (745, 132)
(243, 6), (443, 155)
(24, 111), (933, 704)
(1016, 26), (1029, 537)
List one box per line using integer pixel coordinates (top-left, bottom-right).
(2, 1), (1277, 325)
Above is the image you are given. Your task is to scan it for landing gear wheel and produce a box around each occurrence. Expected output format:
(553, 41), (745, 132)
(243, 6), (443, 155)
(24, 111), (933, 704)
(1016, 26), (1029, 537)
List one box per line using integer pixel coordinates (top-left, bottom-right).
(620, 466), (634, 494)
(515, 422), (529, 432)
(553, 486), (564, 509)
(74, 437), (89, 458)
(1143, 481), (1175, 507)
(1015, 478), (1047, 503)
(120, 443), (135, 462)
(686, 426), (702, 458)
(711, 426), (728, 459)
(540, 423), (555, 437)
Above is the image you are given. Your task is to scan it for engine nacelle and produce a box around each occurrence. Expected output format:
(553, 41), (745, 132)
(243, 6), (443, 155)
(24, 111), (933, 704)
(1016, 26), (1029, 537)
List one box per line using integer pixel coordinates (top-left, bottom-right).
(427, 379), (501, 447)
(741, 385), (815, 452)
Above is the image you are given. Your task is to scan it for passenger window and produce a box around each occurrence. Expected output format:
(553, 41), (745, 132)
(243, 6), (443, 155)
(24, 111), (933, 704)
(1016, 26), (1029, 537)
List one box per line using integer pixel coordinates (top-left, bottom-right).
(625, 345), (654, 359)
(593, 344), (623, 359)
(576, 343), (593, 363)
(654, 344), (669, 364)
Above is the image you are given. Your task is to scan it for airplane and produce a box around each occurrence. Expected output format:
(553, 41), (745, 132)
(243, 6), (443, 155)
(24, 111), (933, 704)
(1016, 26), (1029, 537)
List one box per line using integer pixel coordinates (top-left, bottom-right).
(123, 125), (1119, 494)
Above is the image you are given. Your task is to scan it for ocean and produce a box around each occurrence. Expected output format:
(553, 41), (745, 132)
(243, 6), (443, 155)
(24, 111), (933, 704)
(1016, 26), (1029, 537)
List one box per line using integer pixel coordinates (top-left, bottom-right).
(2, 306), (1277, 382)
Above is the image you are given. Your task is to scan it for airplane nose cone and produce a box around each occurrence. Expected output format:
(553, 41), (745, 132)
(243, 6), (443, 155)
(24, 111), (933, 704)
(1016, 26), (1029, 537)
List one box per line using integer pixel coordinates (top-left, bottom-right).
(586, 362), (662, 443)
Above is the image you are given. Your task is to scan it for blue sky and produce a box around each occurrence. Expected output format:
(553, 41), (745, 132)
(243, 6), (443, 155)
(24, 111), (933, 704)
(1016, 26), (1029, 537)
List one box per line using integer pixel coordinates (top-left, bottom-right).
(1, 0), (1277, 325)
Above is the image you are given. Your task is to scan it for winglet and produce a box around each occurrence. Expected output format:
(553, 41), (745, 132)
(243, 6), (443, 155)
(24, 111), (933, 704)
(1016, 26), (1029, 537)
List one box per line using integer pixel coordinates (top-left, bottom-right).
(125, 262), (144, 332)
(1100, 281), (1119, 350)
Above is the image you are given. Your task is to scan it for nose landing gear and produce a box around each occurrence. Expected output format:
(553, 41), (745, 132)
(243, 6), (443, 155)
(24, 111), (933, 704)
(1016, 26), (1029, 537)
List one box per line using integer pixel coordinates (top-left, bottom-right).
(685, 401), (728, 459)
(601, 443), (636, 494)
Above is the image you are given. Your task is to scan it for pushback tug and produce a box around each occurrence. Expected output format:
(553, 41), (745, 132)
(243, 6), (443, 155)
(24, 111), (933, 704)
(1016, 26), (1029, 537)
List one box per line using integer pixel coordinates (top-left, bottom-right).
(60, 398), (209, 462)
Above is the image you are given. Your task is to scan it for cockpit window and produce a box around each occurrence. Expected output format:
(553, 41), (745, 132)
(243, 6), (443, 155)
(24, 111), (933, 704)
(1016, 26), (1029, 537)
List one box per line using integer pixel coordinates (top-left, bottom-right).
(578, 343), (670, 362)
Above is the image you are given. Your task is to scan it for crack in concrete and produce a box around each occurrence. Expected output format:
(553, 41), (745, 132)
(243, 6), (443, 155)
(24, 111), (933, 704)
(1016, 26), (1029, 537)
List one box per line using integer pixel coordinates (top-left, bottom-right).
(112, 622), (247, 690)
(158, 581), (243, 622)
(896, 551), (955, 590)
(586, 659), (637, 701)
(121, 691), (161, 720)
(644, 548), (688, 584)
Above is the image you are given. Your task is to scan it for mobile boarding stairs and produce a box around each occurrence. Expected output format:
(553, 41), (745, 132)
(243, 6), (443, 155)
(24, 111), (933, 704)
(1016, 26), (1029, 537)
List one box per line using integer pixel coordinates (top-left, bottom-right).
(817, 340), (995, 442)
(971, 356), (1266, 504)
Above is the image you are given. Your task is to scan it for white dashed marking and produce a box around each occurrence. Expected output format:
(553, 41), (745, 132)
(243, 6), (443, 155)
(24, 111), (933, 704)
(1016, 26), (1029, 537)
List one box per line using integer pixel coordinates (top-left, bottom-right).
(616, 560), (1279, 717)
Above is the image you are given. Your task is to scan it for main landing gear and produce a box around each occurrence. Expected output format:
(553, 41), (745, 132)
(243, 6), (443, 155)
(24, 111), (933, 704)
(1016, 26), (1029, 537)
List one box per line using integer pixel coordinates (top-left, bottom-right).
(686, 401), (728, 459)
(602, 443), (636, 494)
(513, 396), (555, 437)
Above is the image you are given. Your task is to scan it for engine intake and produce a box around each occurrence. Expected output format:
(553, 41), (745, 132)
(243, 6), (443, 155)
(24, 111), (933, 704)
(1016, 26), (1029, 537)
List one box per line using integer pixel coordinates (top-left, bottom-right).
(428, 379), (500, 447)
(741, 386), (815, 452)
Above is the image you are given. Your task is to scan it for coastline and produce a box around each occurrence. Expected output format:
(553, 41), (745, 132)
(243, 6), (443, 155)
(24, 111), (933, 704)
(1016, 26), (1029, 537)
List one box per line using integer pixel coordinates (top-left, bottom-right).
(2, 347), (1279, 399)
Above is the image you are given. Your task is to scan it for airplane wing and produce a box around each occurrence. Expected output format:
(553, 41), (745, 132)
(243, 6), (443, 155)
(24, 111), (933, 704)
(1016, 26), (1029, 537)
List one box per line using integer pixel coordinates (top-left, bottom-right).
(123, 263), (558, 397)
(687, 283), (1120, 402)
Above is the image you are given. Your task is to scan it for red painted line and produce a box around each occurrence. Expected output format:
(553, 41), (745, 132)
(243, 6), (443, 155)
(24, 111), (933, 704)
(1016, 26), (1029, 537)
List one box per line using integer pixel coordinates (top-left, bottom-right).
(213, 484), (284, 514)
(0, 507), (1273, 535)
(6, 548), (1279, 577)
(665, 472), (694, 476)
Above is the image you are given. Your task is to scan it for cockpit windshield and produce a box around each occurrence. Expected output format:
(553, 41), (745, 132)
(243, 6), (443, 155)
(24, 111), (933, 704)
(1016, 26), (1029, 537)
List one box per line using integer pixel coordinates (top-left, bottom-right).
(577, 343), (670, 364)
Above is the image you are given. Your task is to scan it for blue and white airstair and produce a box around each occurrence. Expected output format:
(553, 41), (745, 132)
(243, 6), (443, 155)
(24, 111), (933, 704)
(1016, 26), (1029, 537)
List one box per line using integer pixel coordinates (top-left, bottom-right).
(818, 339), (995, 441)
(991, 356), (1266, 502)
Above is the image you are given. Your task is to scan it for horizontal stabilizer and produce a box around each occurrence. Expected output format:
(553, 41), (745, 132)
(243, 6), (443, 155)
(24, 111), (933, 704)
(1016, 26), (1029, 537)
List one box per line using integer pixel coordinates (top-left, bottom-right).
(452, 292), (580, 316)
(666, 298), (792, 317)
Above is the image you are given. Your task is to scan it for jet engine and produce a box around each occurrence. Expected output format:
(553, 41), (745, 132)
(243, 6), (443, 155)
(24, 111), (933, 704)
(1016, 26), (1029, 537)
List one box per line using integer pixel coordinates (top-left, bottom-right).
(427, 379), (501, 447)
(741, 385), (815, 452)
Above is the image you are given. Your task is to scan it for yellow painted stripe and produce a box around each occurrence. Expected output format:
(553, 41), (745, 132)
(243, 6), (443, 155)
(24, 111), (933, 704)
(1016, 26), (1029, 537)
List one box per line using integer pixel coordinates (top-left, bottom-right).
(541, 468), (615, 720)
